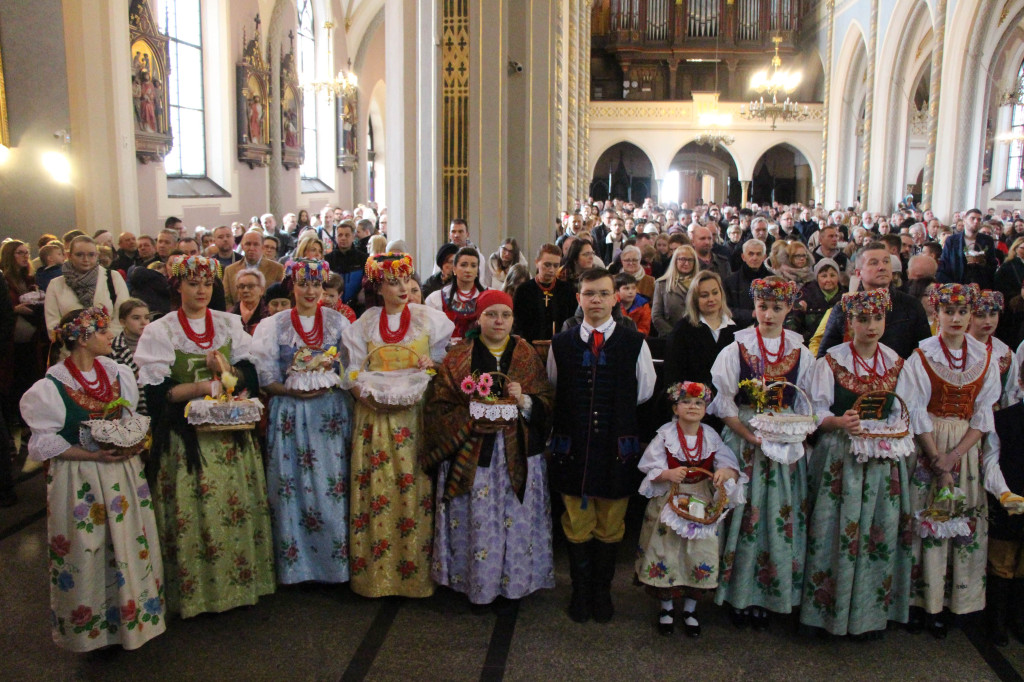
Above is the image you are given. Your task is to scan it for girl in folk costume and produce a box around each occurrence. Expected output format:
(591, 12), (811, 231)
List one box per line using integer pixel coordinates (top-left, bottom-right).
(251, 259), (354, 584)
(898, 283), (1001, 638)
(424, 290), (556, 607)
(424, 247), (483, 339)
(635, 381), (743, 637)
(799, 289), (915, 637)
(341, 253), (454, 598)
(708, 277), (815, 631)
(21, 308), (165, 651)
(969, 290), (1022, 408)
(135, 255), (275, 617)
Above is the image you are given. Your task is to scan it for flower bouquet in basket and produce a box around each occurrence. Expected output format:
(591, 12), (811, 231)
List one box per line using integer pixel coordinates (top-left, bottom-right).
(462, 371), (518, 431)
(286, 346), (342, 391)
(743, 379), (817, 464)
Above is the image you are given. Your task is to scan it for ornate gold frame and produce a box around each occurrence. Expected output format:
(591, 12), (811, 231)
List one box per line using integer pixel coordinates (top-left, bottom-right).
(0, 26), (9, 147)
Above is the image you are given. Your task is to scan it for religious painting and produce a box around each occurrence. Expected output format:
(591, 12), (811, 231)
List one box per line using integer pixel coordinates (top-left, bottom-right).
(129, 0), (172, 163)
(237, 14), (271, 168)
(280, 40), (303, 170)
(336, 92), (357, 171)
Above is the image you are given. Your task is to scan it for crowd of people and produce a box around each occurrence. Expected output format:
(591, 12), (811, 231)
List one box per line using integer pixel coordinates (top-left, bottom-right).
(7, 195), (1024, 654)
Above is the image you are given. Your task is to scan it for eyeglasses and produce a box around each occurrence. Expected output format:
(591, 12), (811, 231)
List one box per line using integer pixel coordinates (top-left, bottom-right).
(580, 291), (614, 300)
(236, 283), (262, 290)
(676, 257), (695, 263)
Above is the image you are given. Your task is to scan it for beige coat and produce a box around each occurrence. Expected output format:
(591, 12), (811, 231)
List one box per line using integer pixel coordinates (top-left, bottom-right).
(651, 278), (689, 336)
(44, 266), (131, 339)
(223, 258), (285, 307)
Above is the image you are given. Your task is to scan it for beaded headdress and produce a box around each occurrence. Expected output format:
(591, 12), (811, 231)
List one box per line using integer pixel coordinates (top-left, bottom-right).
(666, 381), (714, 403)
(57, 306), (109, 344)
(973, 289), (1004, 315)
(286, 258), (331, 284)
(839, 289), (891, 318)
(168, 254), (222, 281)
(928, 282), (979, 310)
(749, 278), (799, 306)
(365, 252), (414, 283)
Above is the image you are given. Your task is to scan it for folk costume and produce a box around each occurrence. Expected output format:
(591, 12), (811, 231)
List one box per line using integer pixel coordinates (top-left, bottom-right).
(425, 282), (481, 339)
(251, 259), (355, 584)
(973, 291), (1021, 408)
(21, 308), (165, 651)
(709, 279), (815, 618)
(136, 256), (275, 618)
(340, 253), (454, 598)
(799, 290), (915, 636)
(898, 284), (1001, 616)
(424, 290), (556, 604)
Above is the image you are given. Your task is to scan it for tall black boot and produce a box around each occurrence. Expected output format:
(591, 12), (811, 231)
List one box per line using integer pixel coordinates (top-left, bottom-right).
(566, 541), (592, 623)
(987, 575), (1011, 646)
(590, 540), (618, 623)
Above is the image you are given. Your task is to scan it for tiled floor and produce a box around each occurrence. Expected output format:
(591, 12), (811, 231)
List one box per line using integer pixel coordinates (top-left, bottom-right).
(2, 468), (1020, 682)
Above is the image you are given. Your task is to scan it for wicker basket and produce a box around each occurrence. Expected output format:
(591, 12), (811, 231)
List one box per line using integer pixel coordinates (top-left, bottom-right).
(354, 344), (433, 412)
(849, 390), (914, 462)
(658, 469), (733, 540)
(748, 380), (817, 442)
(187, 398), (264, 432)
(469, 372), (519, 430)
(665, 470), (727, 525)
(915, 485), (972, 539)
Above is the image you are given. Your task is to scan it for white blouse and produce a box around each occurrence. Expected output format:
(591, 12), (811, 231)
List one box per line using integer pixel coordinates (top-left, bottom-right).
(544, 318), (657, 403)
(637, 421), (746, 500)
(135, 310), (254, 387)
(809, 342), (902, 419)
(341, 304), (454, 369)
(707, 327), (815, 419)
(21, 357), (139, 462)
(423, 283), (480, 313)
(895, 335), (1000, 434)
(991, 336), (1022, 408)
(250, 307), (351, 386)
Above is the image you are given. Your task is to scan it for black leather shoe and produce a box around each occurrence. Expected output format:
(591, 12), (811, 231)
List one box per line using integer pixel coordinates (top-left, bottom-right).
(729, 607), (749, 629)
(751, 607), (770, 631)
(927, 614), (947, 640)
(682, 610), (701, 638)
(906, 609), (924, 634)
(657, 609), (674, 636)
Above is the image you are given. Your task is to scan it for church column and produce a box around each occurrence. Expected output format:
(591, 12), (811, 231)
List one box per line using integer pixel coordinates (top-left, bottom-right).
(577, 1), (592, 202)
(858, 0), (877, 208)
(819, 0), (834, 205)
(921, 0), (946, 210)
(741, 180), (751, 207)
(62, 0), (140, 233)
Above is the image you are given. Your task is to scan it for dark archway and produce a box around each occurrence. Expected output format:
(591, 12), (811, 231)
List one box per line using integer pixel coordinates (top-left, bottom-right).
(590, 142), (655, 202)
(751, 143), (812, 205)
(665, 141), (740, 206)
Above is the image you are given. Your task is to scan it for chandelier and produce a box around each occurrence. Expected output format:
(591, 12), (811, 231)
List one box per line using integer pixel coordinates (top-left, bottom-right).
(741, 36), (809, 130)
(303, 21), (358, 99)
(694, 112), (734, 150)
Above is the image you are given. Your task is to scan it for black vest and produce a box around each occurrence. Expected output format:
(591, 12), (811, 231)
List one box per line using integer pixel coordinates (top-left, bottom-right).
(990, 403), (1024, 541)
(550, 324), (643, 499)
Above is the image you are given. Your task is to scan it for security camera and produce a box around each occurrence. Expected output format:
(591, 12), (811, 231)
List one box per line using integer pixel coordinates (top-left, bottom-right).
(508, 59), (524, 75)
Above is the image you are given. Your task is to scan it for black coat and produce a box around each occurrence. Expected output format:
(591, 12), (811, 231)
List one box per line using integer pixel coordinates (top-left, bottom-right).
(817, 286), (931, 359)
(663, 318), (735, 387)
(723, 263), (772, 328)
(512, 278), (578, 343)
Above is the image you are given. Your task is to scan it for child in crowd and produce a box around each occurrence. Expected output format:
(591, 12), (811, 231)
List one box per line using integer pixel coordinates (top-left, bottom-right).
(109, 297), (151, 414)
(321, 272), (357, 322)
(709, 277), (815, 631)
(615, 272), (651, 336)
(636, 381), (742, 636)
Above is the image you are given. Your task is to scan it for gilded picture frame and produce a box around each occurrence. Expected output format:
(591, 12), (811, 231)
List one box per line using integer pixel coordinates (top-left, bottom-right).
(0, 24), (9, 147)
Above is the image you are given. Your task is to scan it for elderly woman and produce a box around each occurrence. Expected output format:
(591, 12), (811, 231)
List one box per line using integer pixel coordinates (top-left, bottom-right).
(651, 245), (697, 336)
(618, 245), (656, 299)
(135, 255), (274, 618)
(44, 235), (131, 340)
(230, 269), (269, 335)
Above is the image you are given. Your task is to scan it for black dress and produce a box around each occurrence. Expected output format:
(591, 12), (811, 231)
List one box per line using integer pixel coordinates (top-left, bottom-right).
(663, 317), (737, 431)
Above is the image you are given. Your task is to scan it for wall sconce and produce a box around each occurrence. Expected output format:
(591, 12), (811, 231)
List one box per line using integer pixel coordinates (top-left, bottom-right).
(43, 129), (71, 184)
(0, 144), (10, 165)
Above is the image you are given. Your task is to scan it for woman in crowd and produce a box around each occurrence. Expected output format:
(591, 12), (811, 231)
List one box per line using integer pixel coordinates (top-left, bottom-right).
(774, 241), (816, 286)
(651, 245), (698, 336)
(424, 290), (555, 609)
(790, 258), (842, 344)
(252, 258), (354, 585)
(341, 253), (454, 598)
(967, 290), (1020, 407)
(800, 289), (914, 638)
(21, 307), (165, 651)
(135, 254), (275, 618)
(994, 238), (1024, 307)
(557, 238), (596, 284)
(425, 247), (484, 339)
(502, 263), (530, 299)
(294, 233), (325, 261)
(1, 239), (46, 420)
(618, 245), (656, 299)
(109, 298), (151, 414)
(422, 243), (459, 300)
(230, 270), (269, 335)
(45, 235), (131, 340)
(663, 270), (735, 388)
(651, 233), (672, 278)
(484, 238), (522, 291)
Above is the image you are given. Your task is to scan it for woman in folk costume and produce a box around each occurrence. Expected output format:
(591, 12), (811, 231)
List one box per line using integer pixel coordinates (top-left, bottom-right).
(897, 283), (1001, 638)
(21, 307), (165, 651)
(968, 290), (1021, 408)
(799, 289), (915, 637)
(424, 290), (555, 608)
(635, 381), (743, 638)
(341, 253), (454, 598)
(424, 247), (484, 339)
(251, 259), (354, 584)
(135, 255), (275, 617)
(708, 277), (815, 631)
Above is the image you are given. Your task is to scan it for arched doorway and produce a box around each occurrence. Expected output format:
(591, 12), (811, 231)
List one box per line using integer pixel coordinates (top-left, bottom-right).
(590, 142), (655, 202)
(751, 144), (812, 205)
(663, 142), (739, 207)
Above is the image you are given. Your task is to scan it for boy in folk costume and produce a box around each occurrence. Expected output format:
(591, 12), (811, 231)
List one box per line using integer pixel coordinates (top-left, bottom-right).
(548, 267), (656, 623)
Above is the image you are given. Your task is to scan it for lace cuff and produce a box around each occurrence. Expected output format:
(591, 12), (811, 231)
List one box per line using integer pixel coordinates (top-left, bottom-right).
(28, 433), (72, 462)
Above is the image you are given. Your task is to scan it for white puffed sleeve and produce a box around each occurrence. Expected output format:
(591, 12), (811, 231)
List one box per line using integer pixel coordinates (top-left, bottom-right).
(224, 313), (255, 365)
(420, 304), (456, 362)
(635, 341), (656, 404)
(969, 361), (1000, 432)
(134, 317), (176, 386)
(983, 431), (1012, 497)
(637, 427), (670, 498)
(108, 358), (140, 411)
(707, 342), (740, 419)
(1003, 352), (1022, 409)
(21, 378), (70, 461)
(895, 351), (933, 435)
(341, 311), (370, 373)
(251, 312), (285, 386)
(423, 289), (445, 312)
(809, 356), (837, 419)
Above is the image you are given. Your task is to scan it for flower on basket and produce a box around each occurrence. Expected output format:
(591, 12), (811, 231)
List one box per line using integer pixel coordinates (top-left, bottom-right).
(461, 371), (501, 402)
(460, 377), (477, 395)
(348, 370), (360, 382)
(477, 383), (491, 398)
(738, 378), (769, 411)
(478, 373), (494, 389)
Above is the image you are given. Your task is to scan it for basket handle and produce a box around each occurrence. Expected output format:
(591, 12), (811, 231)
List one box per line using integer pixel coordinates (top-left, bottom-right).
(667, 470), (726, 525)
(762, 380), (813, 416)
(361, 344), (423, 372)
(851, 390), (909, 421)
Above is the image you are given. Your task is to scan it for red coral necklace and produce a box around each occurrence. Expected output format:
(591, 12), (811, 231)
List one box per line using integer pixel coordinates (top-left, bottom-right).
(379, 305), (411, 344)
(756, 326), (785, 366)
(64, 357), (114, 403)
(178, 308), (215, 349)
(676, 422), (704, 463)
(291, 307), (324, 349)
(939, 335), (967, 371)
(849, 341), (884, 380)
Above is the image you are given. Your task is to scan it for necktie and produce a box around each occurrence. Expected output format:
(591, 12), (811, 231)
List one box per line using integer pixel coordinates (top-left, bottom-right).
(590, 329), (604, 356)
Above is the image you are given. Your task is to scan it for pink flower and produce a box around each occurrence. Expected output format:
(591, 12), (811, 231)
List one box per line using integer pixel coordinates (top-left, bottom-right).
(477, 383), (491, 398)
(477, 373), (494, 389)
(460, 377), (476, 395)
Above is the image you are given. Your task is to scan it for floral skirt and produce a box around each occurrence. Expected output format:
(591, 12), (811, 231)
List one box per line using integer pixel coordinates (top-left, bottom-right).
(799, 430), (914, 635)
(715, 408), (807, 613)
(153, 430), (276, 618)
(349, 401), (435, 598)
(635, 479), (720, 592)
(266, 390), (353, 584)
(47, 457), (165, 652)
(431, 440), (554, 604)
(909, 416), (987, 614)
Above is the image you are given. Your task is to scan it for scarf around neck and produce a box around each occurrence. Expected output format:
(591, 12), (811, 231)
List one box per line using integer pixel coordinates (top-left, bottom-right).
(62, 262), (99, 307)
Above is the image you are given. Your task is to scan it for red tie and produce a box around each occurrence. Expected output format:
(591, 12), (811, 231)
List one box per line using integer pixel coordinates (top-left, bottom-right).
(590, 329), (604, 356)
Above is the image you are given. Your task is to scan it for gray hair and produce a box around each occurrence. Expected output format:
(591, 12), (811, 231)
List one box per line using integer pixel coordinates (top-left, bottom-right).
(750, 216), (769, 230)
(620, 245), (642, 260)
(235, 268), (266, 288)
(743, 238), (766, 254)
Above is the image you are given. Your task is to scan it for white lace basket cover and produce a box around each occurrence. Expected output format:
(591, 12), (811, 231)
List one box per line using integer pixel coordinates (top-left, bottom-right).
(186, 398), (264, 428)
(915, 487), (973, 539)
(285, 347), (342, 391)
(748, 381), (817, 464)
(19, 290), (45, 306)
(469, 400), (519, 423)
(79, 414), (151, 450)
(659, 475), (741, 540)
(352, 344), (433, 407)
(848, 390), (914, 463)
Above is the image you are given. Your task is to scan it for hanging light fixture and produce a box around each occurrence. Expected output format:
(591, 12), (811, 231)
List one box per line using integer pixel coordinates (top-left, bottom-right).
(695, 26), (734, 150)
(741, 36), (809, 130)
(303, 21), (358, 99)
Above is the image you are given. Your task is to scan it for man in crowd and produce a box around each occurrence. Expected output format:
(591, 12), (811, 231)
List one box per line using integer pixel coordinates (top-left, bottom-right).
(154, 228), (177, 263)
(513, 244), (578, 342)
(110, 232), (143, 273)
(135, 235), (158, 268)
(724, 238), (772, 328)
(211, 225), (243, 270)
(355, 218), (375, 253)
(691, 225), (730, 280)
(811, 224), (848, 272)
(324, 219), (368, 309)
(938, 207), (999, 288)
(224, 230), (285, 306)
(261, 213), (293, 255)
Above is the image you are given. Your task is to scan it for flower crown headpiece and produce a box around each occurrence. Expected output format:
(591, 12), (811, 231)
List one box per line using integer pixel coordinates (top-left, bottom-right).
(666, 381), (714, 403)
(169, 254), (222, 281)
(929, 282), (979, 310)
(286, 258), (331, 284)
(840, 288), (891, 318)
(749, 278), (799, 306)
(57, 306), (109, 344)
(365, 252), (414, 283)
(973, 289), (1004, 315)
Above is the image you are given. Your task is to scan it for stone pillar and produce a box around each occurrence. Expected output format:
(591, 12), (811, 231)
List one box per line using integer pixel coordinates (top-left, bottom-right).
(819, 0), (834, 205)
(741, 180), (751, 207)
(667, 60), (679, 100)
(578, 1), (592, 202)
(858, 0), (877, 208)
(921, 0), (946, 210)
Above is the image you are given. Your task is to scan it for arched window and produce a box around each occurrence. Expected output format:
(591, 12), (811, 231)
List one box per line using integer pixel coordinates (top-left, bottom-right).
(1006, 60), (1024, 191)
(160, 0), (206, 177)
(297, 0), (317, 179)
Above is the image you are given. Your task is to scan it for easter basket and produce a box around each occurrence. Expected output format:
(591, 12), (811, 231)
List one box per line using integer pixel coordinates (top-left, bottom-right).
(352, 344), (433, 411)
(285, 347), (342, 391)
(659, 470), (731, 540)
(186, 397), (264, 432)
(747, 380), (818, 464)
(915, 485), (973, 539)
(79, 400), (151, 456)
(466, 372), (519, 431)
(849, 390), (914, 463)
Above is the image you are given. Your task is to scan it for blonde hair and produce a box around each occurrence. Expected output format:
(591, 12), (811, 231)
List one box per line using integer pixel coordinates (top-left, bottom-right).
(368, 234), (388, 255)
(684, 270), (731, 326)
(657, 244), (698, 290)
(295, 233), (325, 259)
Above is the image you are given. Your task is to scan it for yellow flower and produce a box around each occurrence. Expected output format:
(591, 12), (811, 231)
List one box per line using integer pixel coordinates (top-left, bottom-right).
(425, 368), (437, 376)
(348, 370), (360, 382)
